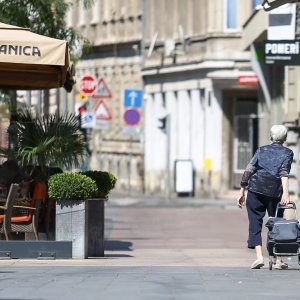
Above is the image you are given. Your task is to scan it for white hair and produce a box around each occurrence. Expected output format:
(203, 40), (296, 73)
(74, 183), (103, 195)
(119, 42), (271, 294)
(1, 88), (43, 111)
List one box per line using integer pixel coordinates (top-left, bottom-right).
(270, 125), (288, 143)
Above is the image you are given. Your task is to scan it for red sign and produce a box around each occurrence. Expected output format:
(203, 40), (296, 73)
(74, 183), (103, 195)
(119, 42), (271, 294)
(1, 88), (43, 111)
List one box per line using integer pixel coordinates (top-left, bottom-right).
(94, 100), (112, 120)
(92, 78), (112, 98)
(238, 76), (259, 85)
(78, 75), (97, 96)
(123, 108), (141, 126)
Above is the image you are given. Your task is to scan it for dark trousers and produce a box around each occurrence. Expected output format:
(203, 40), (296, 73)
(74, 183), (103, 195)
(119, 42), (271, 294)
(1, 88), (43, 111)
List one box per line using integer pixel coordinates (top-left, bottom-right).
(246, 191), (282, 249)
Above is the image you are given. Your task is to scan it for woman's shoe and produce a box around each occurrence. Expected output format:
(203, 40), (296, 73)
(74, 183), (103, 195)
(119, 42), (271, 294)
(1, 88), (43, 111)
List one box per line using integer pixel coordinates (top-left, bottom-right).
(251, 257), (264, 269)
(274, 261), (288, 270)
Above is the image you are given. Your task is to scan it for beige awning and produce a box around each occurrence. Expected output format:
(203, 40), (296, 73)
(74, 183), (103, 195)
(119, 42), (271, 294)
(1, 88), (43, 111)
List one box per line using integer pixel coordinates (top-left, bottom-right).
(0, 22), (74, 90)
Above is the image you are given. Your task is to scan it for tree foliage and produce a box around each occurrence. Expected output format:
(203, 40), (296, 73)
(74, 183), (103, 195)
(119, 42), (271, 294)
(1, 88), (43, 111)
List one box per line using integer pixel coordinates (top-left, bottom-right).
(0, 1), (90, 173)
(0, 0), (92, 61)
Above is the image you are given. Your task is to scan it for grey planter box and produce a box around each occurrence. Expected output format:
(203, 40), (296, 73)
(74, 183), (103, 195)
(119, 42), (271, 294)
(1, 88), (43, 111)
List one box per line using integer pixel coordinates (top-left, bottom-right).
(55, 198), (106, 259)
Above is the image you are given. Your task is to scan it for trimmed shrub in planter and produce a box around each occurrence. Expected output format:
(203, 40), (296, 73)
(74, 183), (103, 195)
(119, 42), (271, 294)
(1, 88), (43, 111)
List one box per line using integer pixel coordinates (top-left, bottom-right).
(80, 170), (117, 198)
(48, 172), (98, 206)
(48, 172), (109, 259)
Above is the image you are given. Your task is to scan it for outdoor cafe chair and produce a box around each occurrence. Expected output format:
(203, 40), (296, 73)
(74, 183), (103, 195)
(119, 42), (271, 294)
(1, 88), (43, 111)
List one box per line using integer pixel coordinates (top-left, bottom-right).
(0, 182), (45, 240)
(0, 183), (22, 240)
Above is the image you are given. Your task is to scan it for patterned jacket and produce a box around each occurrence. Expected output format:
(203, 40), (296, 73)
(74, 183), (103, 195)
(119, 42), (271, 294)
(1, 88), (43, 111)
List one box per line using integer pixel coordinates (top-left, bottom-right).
(240, 142), (294, 198)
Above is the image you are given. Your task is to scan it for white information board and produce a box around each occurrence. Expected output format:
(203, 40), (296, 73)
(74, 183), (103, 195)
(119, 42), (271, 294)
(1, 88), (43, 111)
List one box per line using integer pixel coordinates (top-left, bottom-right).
(174, 160), (194, 194)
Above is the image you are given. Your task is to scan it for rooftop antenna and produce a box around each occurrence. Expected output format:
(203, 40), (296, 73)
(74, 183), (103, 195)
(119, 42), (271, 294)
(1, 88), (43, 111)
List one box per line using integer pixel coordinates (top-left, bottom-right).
(148, 32), (158, 57)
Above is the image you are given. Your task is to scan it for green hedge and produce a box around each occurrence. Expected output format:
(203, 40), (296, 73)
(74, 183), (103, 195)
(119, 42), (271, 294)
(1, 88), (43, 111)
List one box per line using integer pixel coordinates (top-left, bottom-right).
(48, 172), (98, 201)
(81, 170), (117, 198)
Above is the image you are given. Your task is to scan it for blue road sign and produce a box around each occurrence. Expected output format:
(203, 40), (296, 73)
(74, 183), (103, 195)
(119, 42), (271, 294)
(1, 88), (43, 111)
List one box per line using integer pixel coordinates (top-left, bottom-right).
(123, 109), (141, 126)
(124, 89), (143, 108)
(81, 112), (95, 129)
(83, 114), (93, 123)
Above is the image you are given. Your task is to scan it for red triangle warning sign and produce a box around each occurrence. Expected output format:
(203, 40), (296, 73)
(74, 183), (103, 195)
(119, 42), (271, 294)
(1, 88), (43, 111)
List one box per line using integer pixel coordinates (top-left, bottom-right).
(94, 100), (112, 120)
(93, 77), (112, 98)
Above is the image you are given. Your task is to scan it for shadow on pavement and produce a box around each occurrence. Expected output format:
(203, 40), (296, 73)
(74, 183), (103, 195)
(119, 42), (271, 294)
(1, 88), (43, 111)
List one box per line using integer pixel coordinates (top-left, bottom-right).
(105, 254), (134, 258)
(0, 271), (15, 273)
(105, 240), (133, 251)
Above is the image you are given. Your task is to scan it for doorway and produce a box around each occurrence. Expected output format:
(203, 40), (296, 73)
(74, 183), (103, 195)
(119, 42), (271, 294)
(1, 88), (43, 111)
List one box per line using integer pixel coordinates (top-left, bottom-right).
(233, 98), (258, 187)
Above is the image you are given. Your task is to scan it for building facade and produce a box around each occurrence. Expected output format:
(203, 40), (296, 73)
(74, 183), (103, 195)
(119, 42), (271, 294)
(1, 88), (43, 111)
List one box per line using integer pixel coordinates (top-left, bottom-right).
(69, 0), (145, 193)
(68, 0), (262, 197)
(142, 0), (261, 196)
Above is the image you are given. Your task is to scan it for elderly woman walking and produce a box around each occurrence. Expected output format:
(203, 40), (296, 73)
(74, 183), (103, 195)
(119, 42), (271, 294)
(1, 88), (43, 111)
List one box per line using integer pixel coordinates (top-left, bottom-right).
(237, 125), (293, 269)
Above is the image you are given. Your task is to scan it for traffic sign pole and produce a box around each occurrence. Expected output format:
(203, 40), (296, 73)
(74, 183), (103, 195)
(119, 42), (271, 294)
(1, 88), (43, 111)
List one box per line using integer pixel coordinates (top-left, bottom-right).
(128, 136), (133, 196)
(165, 114), (171, 202)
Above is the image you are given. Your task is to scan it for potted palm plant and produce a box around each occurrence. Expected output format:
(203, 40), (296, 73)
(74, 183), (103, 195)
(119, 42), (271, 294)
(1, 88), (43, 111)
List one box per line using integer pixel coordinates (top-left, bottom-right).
(13, 109), (86, 180)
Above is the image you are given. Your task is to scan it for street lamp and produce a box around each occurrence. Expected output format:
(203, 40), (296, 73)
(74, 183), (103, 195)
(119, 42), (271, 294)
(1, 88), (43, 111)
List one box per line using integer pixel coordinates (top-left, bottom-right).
(158, 114), (171, 201)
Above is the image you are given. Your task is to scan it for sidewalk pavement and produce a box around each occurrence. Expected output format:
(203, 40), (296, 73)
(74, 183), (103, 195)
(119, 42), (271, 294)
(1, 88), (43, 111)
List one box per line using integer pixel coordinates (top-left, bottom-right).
(107, 191), (237, 209)
(0, 194), (300, 300)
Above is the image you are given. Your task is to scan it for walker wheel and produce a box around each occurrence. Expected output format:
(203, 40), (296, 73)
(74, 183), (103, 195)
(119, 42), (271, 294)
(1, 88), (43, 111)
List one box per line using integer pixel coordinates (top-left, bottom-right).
(269, 260), (272, 270)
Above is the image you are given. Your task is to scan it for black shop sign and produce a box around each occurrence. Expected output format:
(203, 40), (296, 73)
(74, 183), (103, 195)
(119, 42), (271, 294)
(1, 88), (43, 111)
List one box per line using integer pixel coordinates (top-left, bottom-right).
(264, 40), (300, 65)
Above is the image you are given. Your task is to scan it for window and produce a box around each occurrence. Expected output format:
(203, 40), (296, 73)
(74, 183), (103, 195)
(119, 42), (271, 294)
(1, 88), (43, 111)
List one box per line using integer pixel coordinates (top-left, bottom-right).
(252, 0), (261, 10)
(90, 0), (100, 25)
(66, 1), (73, 28)
(225, 0), (237, 30)
(77, 0), (85, 27)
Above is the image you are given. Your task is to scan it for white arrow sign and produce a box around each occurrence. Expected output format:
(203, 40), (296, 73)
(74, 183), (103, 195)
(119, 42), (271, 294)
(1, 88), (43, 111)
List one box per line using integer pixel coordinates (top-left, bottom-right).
(128, 91), (137, 106)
